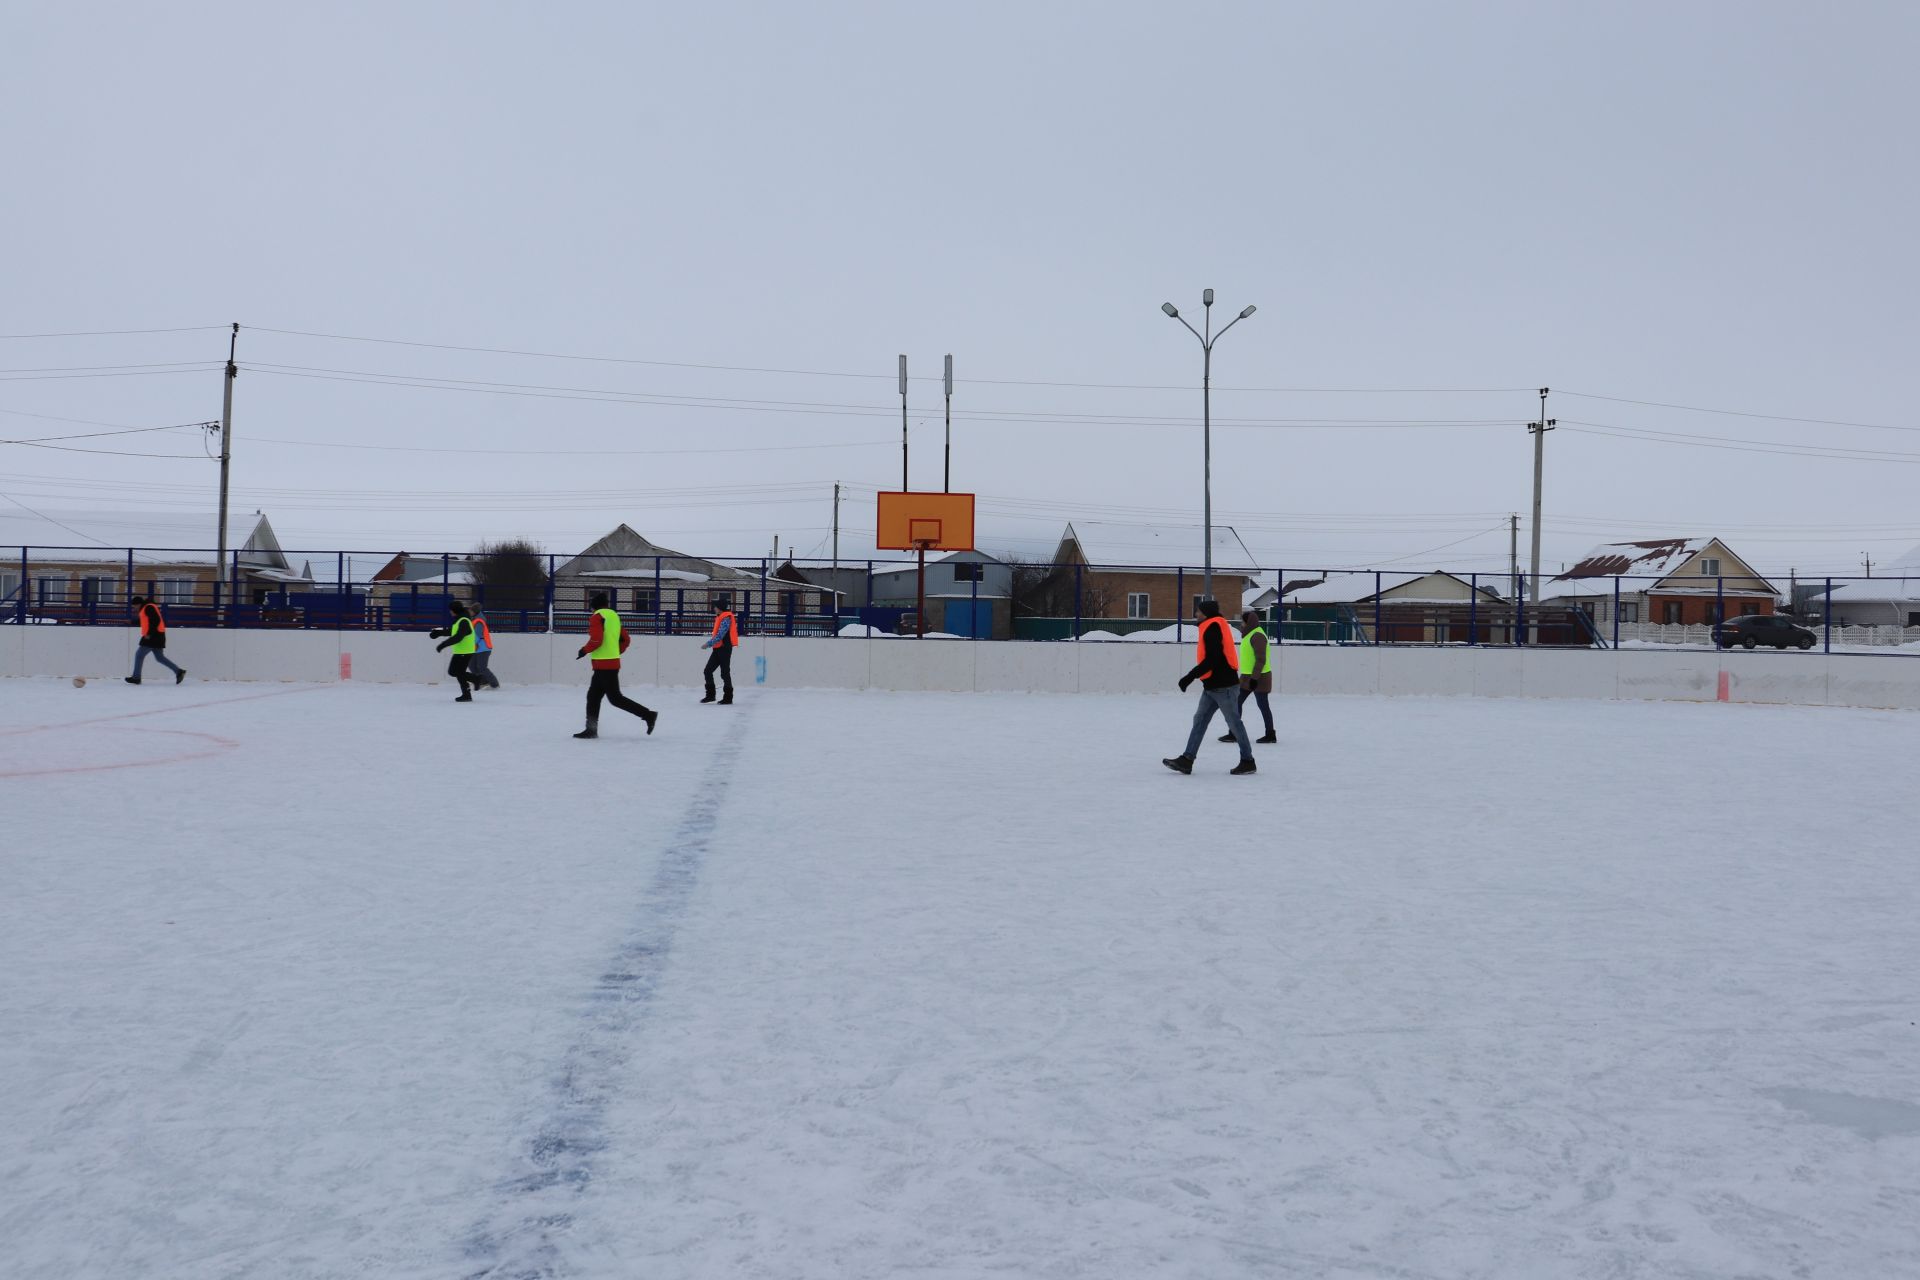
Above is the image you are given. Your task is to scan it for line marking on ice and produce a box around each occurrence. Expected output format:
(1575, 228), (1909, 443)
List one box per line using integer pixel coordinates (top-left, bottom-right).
(461, 702), (758, 1279)
(0, 726), (241, 778)
(0, 684), (330, 739)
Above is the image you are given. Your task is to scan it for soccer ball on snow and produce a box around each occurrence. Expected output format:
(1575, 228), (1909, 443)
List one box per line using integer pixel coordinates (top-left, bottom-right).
(72, 677), (86, 688)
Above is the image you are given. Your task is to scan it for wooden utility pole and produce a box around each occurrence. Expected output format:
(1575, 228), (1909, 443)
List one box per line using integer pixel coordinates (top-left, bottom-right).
(831, 483), (840, 570)
(215, 323), (239, 566)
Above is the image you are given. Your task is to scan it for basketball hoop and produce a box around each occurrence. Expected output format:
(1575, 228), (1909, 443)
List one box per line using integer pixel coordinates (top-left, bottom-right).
(876, 492), (975, 640)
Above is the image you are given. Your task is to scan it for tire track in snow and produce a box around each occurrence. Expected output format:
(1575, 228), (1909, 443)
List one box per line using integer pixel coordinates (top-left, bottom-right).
(461, 701), (757, 1279)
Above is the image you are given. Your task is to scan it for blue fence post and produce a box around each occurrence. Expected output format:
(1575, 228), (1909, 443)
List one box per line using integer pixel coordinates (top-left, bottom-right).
(1469, 573), (1478, 646)
(1824, 578), (1832, 653)
(760, 557), (768, 636)
(1073, 563), (1082, 641)
(1176, 567), (1184, 646)
(1715, 575), (1724, 642)
(1612, 576), (1620, 649)
(970, 563), (979, 641)
(1275, 568), (1284, 646)
(1373, 571), (1383, 645)
(125, 549), (134, 618)
(653, 556), (662, 634)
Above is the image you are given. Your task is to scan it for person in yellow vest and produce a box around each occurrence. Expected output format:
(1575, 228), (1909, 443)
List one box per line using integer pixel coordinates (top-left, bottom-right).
(125, 595), (186, 685)
(430, 600), (479, 702)
(1163, 598), (1255, 775)
(574, 592), (657, 739)
(1219, 607), (1277, 744)
(700, 596), (739, 704)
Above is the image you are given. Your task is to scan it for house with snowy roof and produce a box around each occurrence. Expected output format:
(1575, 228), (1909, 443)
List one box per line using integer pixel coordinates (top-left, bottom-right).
(1277, 570), (1513, 643)
(552, 524), (835, 627)
(1795, 543), (1920, 627)
(0, 509), (308, 621)
(1050, 521), (1261, 620)
(1543, 537), (1778, 628)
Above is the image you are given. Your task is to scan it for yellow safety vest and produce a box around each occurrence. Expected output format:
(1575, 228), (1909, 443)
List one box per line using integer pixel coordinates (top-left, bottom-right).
(1239, 624), (1270, 676)
(588, 608), (623, 660)
(450, 616), (478, 655)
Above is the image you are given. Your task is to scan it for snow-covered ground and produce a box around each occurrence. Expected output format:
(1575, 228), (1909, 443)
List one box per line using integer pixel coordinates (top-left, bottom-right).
(3, 677), (1918, 1279)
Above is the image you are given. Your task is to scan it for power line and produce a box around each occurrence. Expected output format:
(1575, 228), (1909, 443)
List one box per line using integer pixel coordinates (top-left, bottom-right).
(0, 325), (223, 339)
(1560, 389), (1917, 433)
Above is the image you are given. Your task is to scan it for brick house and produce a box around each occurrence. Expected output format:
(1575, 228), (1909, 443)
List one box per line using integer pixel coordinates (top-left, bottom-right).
(1050, 521), (1261, 620)
(1544, 537), (1778, 627)
(1, 509), (308, 622)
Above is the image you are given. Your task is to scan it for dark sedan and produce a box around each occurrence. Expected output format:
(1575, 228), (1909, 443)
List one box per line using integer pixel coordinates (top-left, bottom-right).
(1714, 614), (1816, 650)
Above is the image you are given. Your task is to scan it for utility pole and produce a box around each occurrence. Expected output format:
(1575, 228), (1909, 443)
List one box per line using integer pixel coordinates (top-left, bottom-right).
(831, 483), (840, 571)
(1528, 387), (1554, 615)
(1863, 552), (1872, 578)
(215, 323), (239, 567)
(898, 354), (909, 490)
(943, 354), (953, 493)
(1509, 514), (1520, 599)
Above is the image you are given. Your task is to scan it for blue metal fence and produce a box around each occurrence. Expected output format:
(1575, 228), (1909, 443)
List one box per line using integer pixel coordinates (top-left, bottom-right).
(2, 545), (1911, 654)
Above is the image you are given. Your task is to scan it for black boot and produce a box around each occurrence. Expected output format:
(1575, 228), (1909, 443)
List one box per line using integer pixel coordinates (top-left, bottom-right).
(700, 690), (716, 704)
(455, 691), (473, 703)
(573, 717), (599, 740)
(644, 710), (658, 735)
(175, 669), (187, 685)
(719, 691), (733, 705)
(1217, 733), (1236, 742)
(124, 676), (141, 685)
(1256, 730), (1277, 744)
(1161, 755), (1193, 774)
(1230, 757), (1257, 775)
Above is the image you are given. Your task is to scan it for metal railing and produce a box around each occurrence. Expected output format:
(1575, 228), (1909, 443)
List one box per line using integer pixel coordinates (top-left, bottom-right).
(4, 546), (1914, 656)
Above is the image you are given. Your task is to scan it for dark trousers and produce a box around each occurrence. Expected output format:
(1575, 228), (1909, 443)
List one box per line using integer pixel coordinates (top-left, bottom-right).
(703, 645), (734, 697)
(447, 653), (472, 694)
(469, 650), (500, 687)
(1237, 685), (1275, 735)
(132, 644), (183, 679)
(587, 669), (652, 721)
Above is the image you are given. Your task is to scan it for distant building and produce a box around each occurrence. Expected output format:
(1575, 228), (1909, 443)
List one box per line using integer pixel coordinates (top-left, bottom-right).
(1281, 570), (1512, 644)
(1797, 543), (1920, 627)
(865, 550), (1013, 638)
(1543, 537), (1778, 627)
(1050, 521), (1261, 619)
(552, 524), (836, 630)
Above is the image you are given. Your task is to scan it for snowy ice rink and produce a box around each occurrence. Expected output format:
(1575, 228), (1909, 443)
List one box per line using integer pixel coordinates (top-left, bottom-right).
(3, 676), (1918, 1279)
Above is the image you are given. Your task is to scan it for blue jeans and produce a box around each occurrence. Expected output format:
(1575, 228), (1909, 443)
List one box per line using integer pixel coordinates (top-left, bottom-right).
(133, 645), (182, 679)
(1184, 686), (1252, 760)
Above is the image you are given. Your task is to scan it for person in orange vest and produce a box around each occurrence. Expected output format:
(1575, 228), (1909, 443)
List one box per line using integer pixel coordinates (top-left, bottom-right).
(125, 595), (186, 685)
(1163, 598), (1255, 775)
(466, 602), (502, 690)
(574, 591), (657, 739)
(700, 596), (739, 704)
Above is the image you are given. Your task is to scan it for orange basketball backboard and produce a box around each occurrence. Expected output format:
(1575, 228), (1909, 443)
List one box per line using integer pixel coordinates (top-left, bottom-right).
(876, 491), (975, 551)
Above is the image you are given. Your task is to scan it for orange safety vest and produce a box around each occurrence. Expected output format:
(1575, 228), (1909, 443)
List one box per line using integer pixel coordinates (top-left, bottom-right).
(140, 603), (166, 640)
(711, 610), (739, 646)
(1196, 615), (1239, 670)
(474, 616), (493, 648)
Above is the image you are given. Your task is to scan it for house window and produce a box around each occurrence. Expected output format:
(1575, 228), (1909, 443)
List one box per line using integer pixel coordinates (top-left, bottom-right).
(1578, 602), (1595, 620)
(158, 578), (196, 605)
(1128, 592), (1151, 619)
(952, 562), (985, 582)
(779, 591), (797, 614)
(1907, 612), (1920, 628)
(0, 570), (19, 602)
(81, 574), (116, 606)
(1662, 601), (1683, 624)
(38, 576), (69, 604)
(711, 593), (732, 611)
(1699, 557), (1721, 576)
(1619, 601), (1639, 623)
(634, 588), (657, 614)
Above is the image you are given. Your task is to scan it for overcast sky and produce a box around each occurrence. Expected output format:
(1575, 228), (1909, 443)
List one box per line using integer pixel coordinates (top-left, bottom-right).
(3, 1), (1915, 579)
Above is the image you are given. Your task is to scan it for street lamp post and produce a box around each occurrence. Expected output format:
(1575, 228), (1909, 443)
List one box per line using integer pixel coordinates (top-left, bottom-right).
(1161, 290), (1256, 601)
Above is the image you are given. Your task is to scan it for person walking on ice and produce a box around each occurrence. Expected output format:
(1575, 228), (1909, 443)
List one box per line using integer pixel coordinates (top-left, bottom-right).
(575, 591), (657, 739)
(124, 595), (185, 685)
(700, 595), (739, 704)
(466, 601), (502, 690)
(1219, 606), (1277, 745)
(430, 601), (478, 702)
(1163, 598), (1256, 776)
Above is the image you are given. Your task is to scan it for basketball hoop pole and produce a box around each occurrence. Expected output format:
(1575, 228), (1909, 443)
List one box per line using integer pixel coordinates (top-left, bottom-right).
(898, 354), (909, 490)
(915, 539), (932, 639)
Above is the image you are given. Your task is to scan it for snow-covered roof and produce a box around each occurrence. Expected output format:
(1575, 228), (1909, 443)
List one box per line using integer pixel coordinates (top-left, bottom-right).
(0, 509), (284, 567)
(1554, 538), (1710, 582)
(1822, 576), (1920, 605)
(1281, 571), (1503, 605)
(1059, 521), (1259, 571)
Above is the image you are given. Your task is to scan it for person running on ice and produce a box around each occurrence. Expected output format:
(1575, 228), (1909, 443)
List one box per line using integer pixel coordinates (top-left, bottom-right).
(430, 600), (478, 702)
(1163, 598), (1255, 776)
(466, 601), (502, 690)
(699, 595), (739, 704)
(575, 591), (657, 739)
(124, 595), (185, 685)
(1219, 607), (1277, 745)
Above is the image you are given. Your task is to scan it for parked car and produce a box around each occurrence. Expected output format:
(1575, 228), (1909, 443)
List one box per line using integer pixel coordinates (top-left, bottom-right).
(1714, 614), (1816, 650)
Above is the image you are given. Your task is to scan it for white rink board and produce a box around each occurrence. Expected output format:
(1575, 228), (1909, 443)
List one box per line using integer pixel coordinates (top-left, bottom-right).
(8, 628), (1920, 710)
